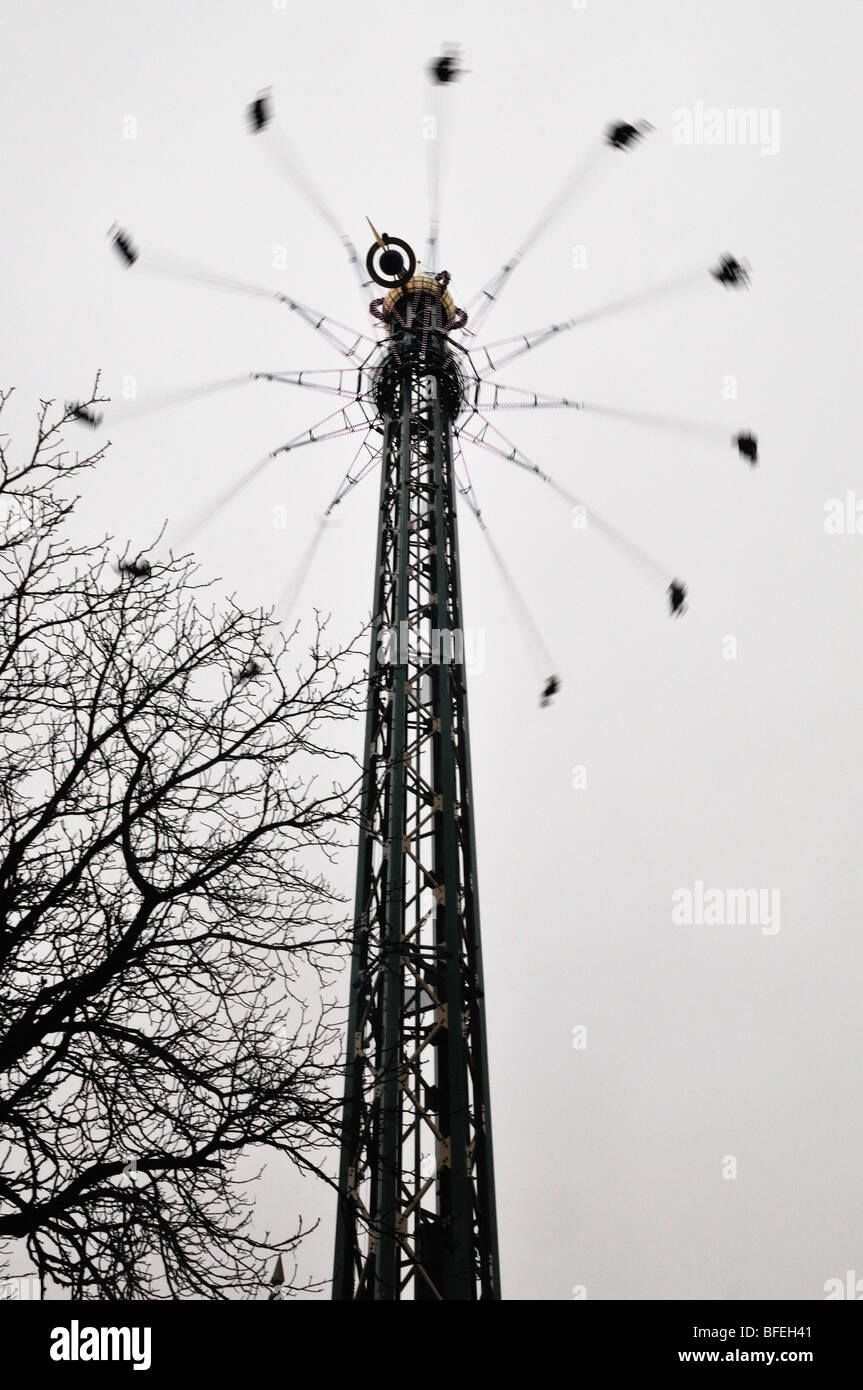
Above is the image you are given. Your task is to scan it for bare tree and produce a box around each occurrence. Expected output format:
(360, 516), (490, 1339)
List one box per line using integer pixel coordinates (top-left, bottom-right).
(0, 384), (365, 1298)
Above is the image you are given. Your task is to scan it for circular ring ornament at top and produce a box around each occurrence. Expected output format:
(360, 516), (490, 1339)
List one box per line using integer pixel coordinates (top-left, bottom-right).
(366, 235), (417, 288)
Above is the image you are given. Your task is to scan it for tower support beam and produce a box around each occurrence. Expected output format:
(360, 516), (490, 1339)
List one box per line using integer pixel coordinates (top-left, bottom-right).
(333, 277), (500, 1300)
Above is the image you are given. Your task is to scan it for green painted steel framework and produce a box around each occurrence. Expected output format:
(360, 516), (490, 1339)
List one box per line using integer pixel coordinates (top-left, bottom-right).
(332, 286), (500, 1299)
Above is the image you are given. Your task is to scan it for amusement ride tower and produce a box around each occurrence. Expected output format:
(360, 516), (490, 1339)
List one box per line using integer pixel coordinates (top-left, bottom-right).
(96, 47), (756, 1304)
(331, 238), (500, 1300)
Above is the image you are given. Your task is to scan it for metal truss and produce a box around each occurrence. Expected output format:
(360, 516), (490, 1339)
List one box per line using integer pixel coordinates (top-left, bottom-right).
(332, 296), (500, 1301)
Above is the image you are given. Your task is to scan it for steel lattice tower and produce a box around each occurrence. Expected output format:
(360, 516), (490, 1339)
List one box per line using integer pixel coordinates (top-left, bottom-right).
(332, 268), (500, 1300)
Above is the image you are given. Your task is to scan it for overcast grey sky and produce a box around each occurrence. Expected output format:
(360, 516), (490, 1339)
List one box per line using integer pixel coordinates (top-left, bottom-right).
(3, 0), (862, 1299)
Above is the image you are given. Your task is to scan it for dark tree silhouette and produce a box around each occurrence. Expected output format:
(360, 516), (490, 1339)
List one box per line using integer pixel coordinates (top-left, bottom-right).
(0, 384), (365, 1298)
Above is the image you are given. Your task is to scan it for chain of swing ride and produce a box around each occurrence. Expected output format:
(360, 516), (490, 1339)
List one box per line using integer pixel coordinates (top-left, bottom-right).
(78, 43), (758, 695)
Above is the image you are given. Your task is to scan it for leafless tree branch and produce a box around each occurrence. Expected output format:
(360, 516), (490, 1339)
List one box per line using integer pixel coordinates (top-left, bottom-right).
(0, 387), (366, 1299)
